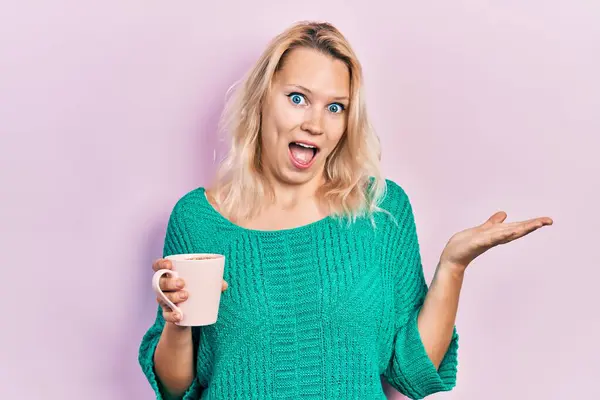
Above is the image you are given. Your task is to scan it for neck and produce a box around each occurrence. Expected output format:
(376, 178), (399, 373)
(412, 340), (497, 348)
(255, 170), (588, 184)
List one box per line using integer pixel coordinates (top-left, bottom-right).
(266, 174), (325, 210)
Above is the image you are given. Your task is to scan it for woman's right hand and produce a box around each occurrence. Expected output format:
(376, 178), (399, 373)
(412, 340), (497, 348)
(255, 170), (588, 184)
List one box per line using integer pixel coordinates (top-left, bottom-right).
(152, 258), (229, 324)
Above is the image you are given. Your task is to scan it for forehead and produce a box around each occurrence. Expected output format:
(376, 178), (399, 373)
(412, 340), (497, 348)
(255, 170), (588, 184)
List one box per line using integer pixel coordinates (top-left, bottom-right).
(274, 47), (350, 97)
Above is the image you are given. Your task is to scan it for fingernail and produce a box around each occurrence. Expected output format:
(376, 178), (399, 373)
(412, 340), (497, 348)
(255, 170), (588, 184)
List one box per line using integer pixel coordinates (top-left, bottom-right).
(180, 291), (187, 300)
(174, 313), (180, 321)
(176, 279), (184, 288)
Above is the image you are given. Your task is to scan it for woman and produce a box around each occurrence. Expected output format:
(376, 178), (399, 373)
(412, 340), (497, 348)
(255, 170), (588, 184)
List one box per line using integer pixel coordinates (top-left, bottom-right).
(139, 21), (552, 399)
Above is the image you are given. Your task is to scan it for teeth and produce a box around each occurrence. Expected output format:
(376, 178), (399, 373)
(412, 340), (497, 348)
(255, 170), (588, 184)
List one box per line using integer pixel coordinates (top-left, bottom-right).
(295, 142), (316, 149)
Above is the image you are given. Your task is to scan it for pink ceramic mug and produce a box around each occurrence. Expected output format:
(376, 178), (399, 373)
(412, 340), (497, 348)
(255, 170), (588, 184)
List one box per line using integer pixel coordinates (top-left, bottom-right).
(152, 253), (226, 326)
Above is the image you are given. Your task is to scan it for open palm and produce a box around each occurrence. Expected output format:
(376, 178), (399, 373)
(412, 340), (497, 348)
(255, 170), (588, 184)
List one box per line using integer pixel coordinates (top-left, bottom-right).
(440, 211), (554, 270)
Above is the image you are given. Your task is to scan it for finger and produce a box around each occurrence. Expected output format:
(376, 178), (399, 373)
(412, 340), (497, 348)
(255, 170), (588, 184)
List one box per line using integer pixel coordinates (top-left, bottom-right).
(222, 280), (228, 292)
(152, 258), (173, 272)
(507, 216), (553, 227)
(520, 218), (550, 234)
(483, 211), (507, 226)
(157, 297), (170, 312)
(161, 259), (173, 270)
(156, 292), (187, 308)
(538, 217), (553, 226)
(493, 220), (546, 244)
(160, 276), (185, 291)
(162, 309), (182, 324)
(159, 290), (188, 305)
(152, 258), (163, 272)
(158, 298), (183, 323)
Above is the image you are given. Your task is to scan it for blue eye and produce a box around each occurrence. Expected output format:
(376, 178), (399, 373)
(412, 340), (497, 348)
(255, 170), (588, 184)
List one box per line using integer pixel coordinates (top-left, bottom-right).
(328, 103), (344, 113)
(288, 93), (306, 105)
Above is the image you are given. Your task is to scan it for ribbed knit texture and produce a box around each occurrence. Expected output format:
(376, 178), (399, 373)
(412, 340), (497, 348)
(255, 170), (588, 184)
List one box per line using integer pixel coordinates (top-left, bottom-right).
(138, 179), (459, 399)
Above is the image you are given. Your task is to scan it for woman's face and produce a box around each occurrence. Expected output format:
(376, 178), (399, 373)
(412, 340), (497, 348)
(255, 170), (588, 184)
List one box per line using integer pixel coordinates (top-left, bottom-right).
(260, 47), (350, 186)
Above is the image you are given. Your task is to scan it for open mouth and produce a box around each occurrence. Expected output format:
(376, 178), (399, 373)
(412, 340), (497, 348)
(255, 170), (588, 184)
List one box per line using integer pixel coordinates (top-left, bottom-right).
(288, 141), (319, 169)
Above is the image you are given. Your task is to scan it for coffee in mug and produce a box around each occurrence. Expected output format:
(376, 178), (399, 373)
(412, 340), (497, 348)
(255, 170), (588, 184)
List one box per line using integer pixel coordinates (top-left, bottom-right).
(152, 253), (225, 326)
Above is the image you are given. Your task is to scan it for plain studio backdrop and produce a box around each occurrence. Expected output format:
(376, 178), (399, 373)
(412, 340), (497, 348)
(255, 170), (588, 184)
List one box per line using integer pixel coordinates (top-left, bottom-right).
(1, 1), (598, 399)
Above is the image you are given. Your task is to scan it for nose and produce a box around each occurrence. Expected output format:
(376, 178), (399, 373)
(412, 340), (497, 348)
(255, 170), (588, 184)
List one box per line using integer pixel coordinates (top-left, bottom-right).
(300, 109), (324, 135)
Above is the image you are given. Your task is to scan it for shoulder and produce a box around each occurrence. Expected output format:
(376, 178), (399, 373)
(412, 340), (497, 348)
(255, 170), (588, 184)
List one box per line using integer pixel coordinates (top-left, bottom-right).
(382, 178), (408, 200)
(169, 186), (209, 220)
(378, 178), (413, 217)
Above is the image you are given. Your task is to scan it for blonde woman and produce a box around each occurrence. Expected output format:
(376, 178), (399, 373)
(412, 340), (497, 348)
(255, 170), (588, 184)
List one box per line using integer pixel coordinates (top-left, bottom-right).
(138, 21), (553, 399)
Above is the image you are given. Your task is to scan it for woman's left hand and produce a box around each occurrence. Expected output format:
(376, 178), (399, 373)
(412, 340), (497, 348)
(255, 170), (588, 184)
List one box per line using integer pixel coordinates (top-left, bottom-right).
(440, 211), (553, 272)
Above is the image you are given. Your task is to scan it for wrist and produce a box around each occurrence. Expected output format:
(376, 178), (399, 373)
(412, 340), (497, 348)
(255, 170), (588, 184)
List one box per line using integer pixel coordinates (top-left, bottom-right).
(438, 260), (467, 279)
(162, 322), (192, 344)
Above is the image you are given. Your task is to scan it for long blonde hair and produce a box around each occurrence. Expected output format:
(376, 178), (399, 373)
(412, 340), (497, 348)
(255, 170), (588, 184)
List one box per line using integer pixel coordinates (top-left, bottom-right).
(212, 21), (386, 223)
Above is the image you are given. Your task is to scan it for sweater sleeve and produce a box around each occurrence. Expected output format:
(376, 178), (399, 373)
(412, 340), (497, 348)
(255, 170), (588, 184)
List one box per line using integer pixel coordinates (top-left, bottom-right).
(382, 182), (459, 399)
(138, 202), (204, 400)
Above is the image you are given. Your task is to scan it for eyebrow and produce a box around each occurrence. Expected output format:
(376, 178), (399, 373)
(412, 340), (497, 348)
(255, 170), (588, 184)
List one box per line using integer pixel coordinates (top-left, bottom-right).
(288, 84), (350, 102)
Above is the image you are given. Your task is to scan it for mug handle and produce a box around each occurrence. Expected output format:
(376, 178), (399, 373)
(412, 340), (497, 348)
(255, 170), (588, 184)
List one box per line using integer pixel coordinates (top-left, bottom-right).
(152, 269), (183, 319)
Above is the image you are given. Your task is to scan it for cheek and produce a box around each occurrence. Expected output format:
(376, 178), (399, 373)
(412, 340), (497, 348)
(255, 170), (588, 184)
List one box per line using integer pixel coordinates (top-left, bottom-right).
(273, 104), (302, 134)
(324, 118), (347, 147)
(271, 93), (306, 131)
(259, 108), (278, 155)
(260, 105), (297, 154)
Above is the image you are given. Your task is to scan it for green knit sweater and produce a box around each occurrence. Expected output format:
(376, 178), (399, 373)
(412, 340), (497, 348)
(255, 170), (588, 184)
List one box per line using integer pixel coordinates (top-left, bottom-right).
(138, 179), (459, 399)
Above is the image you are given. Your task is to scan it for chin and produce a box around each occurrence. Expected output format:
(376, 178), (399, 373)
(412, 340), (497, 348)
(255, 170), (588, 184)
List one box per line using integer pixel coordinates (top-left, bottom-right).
(274, 159), (324, 186)
(278, 168), (319, 185)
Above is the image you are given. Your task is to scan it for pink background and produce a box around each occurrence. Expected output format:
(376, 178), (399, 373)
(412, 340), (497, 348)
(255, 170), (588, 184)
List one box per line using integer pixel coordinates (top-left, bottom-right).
(1, 1), (598, 399)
